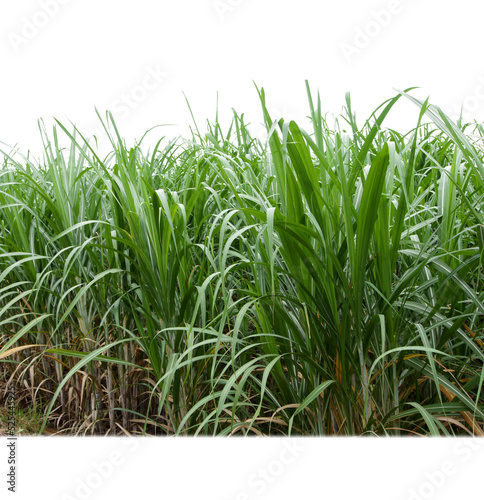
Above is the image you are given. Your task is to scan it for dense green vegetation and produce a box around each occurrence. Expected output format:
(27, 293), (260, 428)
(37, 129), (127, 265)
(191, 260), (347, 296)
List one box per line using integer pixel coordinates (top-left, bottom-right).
(1, 84), (484, 436)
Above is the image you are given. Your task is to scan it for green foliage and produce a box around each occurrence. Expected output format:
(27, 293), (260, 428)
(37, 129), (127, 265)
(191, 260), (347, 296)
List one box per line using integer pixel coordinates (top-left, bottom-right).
(1, 85), (484, 436)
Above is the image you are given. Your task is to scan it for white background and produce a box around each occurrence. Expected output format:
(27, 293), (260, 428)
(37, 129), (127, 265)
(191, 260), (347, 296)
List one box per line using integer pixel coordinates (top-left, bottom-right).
(2, 0), (484, 156)
(10, 438), (484, 499)
(2, 0), (484, 498)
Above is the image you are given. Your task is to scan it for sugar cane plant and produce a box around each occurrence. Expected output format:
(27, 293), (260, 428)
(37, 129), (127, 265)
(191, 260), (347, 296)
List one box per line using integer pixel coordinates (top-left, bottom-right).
(1, 83), (483, 436)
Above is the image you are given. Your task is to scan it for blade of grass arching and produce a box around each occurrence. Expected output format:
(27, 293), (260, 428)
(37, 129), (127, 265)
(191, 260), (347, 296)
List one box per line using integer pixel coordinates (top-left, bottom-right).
(175, 389), (228, 436)
(424, 255), (484, 319)
(407, 402), (451, 436)
(299, 129), (341, 208)
(397, 91), (484, 188)
(255, 302), (327, 391)
(53, 269), (123, 333)
(0, 288), (42, 319)
(242, 354), (284, 435)
(215, 357), (266, 420)
(53, 118), (107, 176)
(44, 348), (141, 370)
(288, 380), (334, 435)
(230, 298), (280, 371)
(39, 338), (134, 434)
(0, 314), (51, 356)
(437, 308), (484, 364)
(0, 254), (48, 283)
(349, 88), (415, 187)
(368, 346), (451, 383)
(0, 344), (41, 361)
(46, 220), (107, 246)
(405, 357), (484, 419)
(389, 402), (484, 421)
(142, 334), (229, 421)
